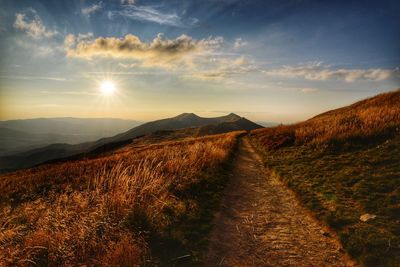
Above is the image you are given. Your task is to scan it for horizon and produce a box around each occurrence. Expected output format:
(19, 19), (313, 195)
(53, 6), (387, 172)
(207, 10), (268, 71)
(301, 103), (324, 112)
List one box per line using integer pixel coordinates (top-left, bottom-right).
(0, 111), (272, 124)
(1, 89), (398, 124)
(1, 0), (400, 123)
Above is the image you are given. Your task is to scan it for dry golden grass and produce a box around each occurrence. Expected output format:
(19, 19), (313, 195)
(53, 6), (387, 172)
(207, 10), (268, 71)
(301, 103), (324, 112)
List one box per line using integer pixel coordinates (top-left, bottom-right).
(251, 89), (400, 149)
(250, 89), (400, 266)
(0, 131), (242, 266)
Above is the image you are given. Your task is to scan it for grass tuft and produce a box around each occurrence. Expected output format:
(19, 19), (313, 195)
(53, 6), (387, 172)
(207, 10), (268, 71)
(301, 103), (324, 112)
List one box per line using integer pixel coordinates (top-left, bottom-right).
(0, 131), (243, 265)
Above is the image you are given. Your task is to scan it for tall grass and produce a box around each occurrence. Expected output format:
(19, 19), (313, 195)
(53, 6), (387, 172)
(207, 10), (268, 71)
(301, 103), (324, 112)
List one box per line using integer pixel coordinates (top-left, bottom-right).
(251, 90), (400, 149)
(0, 132), (241, 265)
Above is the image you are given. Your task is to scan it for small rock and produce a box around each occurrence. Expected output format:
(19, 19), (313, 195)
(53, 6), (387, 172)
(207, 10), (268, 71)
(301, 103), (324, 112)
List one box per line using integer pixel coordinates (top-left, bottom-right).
(320, 230), (331, 237)
(360, 213), (376, 222)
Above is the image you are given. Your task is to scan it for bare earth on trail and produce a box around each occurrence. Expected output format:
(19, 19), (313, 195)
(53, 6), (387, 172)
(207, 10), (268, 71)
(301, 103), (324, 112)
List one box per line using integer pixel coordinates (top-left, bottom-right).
(206, 137), (356, 267)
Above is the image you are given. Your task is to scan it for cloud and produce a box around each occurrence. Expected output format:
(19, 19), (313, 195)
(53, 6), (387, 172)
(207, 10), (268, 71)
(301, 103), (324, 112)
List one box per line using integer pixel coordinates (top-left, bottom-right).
(85, 71), (157, 76)
(40, 90), (97, 96)
(81, 2), (103, 16)
(189, 56), (258, 80)
(234, 38), (247, 49)
(121, 0), (136, 5)
(36, 46), (54, 56)
(188, 17), (199, 25)
(1, 75), (66, 81)
(78, 32), (94, 41)
(118, 62), (138, 68)
(109, 5), (187, 27)
(301, 88), (318, 93)
(263, 62), (396, 82)
(14, 36), (61, 57)
(64, 33), (223, 69)
(64, 34), (76, 47)
(14, 10), (58, 39)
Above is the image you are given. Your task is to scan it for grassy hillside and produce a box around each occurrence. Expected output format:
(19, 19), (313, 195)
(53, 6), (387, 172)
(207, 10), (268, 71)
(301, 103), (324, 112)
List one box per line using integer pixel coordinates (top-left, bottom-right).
(0, 131), (243, 266)
(0, 113), (261, 172)
(250, 90), (400, 266)
(108, 112), (261, 143)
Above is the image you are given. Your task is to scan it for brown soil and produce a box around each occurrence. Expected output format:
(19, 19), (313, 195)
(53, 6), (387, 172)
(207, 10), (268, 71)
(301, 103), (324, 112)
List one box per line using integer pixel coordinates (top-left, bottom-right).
(205, 137), (357, 267)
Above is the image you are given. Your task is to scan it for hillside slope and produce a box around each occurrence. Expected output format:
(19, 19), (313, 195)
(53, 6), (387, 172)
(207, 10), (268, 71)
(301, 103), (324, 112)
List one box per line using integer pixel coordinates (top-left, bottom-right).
(0, 118), (140, 156)
(0, 113), (262, 172)
(109, 113), (245, 142)
(197, 117), (262, 135)
(0, 132), (243, 265)
(250, 89), (400, 266)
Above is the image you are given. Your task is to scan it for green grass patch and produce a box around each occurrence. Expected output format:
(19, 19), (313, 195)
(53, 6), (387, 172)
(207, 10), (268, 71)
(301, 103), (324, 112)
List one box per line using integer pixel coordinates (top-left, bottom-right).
(250, 134), (400, 267)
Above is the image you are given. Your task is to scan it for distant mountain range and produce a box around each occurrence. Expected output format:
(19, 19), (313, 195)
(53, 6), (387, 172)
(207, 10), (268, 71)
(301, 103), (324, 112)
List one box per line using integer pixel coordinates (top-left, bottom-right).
(0, 118), (141, 156)
(110, 113), (251, 142)
(0, 113), (262, 172)
(255, 121), (280, 127)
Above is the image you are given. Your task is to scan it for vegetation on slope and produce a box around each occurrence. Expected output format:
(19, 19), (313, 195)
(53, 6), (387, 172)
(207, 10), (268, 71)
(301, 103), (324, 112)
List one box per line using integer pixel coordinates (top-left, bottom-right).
(250, 90), (400, 266)
(0, 113), (261, 172)
(0, 131), (243, 266)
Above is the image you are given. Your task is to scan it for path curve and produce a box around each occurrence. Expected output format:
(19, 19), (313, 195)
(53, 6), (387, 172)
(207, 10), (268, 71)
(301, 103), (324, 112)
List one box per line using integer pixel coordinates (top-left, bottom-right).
(205, 137), (356, 267)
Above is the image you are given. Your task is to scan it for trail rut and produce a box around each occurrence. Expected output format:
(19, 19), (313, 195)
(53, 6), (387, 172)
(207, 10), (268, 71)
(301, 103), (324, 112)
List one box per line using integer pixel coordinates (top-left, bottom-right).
(205, 137), (356, 266)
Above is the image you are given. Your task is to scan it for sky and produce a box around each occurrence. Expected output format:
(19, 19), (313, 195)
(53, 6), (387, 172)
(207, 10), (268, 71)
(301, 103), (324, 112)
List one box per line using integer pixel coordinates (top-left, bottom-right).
(0, 0), (399, 123)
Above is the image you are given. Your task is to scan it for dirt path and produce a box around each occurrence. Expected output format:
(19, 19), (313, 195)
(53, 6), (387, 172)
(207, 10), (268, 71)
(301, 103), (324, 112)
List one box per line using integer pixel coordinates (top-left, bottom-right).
(205, 137), (356, 267)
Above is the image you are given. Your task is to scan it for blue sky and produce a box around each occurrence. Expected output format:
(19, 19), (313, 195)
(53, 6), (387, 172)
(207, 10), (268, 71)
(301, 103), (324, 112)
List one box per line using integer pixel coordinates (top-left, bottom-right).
(0, 0), (399, 122)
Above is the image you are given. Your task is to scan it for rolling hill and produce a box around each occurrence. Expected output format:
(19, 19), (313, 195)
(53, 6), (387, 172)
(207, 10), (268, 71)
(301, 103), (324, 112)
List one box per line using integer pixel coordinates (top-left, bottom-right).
(250, 89), (400, 266)
(0, 117), (141, 156)
(0, 90), (398, 266)
(0, 113), (262, 172)
(107, 112), (246, 142)
(0, 130), (244, 265)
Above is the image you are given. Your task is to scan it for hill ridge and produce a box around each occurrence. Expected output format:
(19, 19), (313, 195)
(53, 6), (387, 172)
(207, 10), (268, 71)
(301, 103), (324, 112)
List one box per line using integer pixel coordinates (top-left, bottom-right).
(0, 113), (262, 172)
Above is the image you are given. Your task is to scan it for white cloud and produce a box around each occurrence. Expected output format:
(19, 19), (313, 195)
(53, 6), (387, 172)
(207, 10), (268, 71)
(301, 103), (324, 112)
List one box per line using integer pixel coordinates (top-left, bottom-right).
(14, 10), (58, 39)
(188, 56), (258, 80)
(264, 62), (396, 82)
(64, 34), (76, 47)
(81, 2), (103, 16)
(78, 32), (94, 41)
(189, 17), (199, 25)
(14, 37), (61, 57)
(64, 33), (223, 69)
(234, 37), (247, 49)
(109, 5), (183, 27)
(37, 46), (54, 56)
(121, 0), (136, 5)
(1, 75), (66, 81)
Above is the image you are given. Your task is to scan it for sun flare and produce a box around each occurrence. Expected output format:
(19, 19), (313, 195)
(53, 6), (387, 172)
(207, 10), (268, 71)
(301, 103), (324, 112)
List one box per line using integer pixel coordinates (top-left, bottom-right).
(100, 80), (115, 95)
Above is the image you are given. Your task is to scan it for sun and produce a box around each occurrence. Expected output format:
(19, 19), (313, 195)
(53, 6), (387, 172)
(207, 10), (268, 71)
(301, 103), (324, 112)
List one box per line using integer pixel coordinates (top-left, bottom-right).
(100, 80), (115, 95)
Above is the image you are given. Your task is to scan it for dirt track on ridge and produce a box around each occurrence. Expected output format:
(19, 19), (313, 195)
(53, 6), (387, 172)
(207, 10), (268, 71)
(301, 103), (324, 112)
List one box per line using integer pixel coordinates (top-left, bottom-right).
(205, 137), (356, 266)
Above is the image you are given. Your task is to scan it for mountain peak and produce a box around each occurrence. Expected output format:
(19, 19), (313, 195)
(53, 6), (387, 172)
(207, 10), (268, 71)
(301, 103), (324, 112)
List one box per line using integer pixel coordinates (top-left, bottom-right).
(223, 113), (242, 121)
(228, 112), (240, 117)
(175, 113), (200, 119)
(174, 113), (202, 122)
